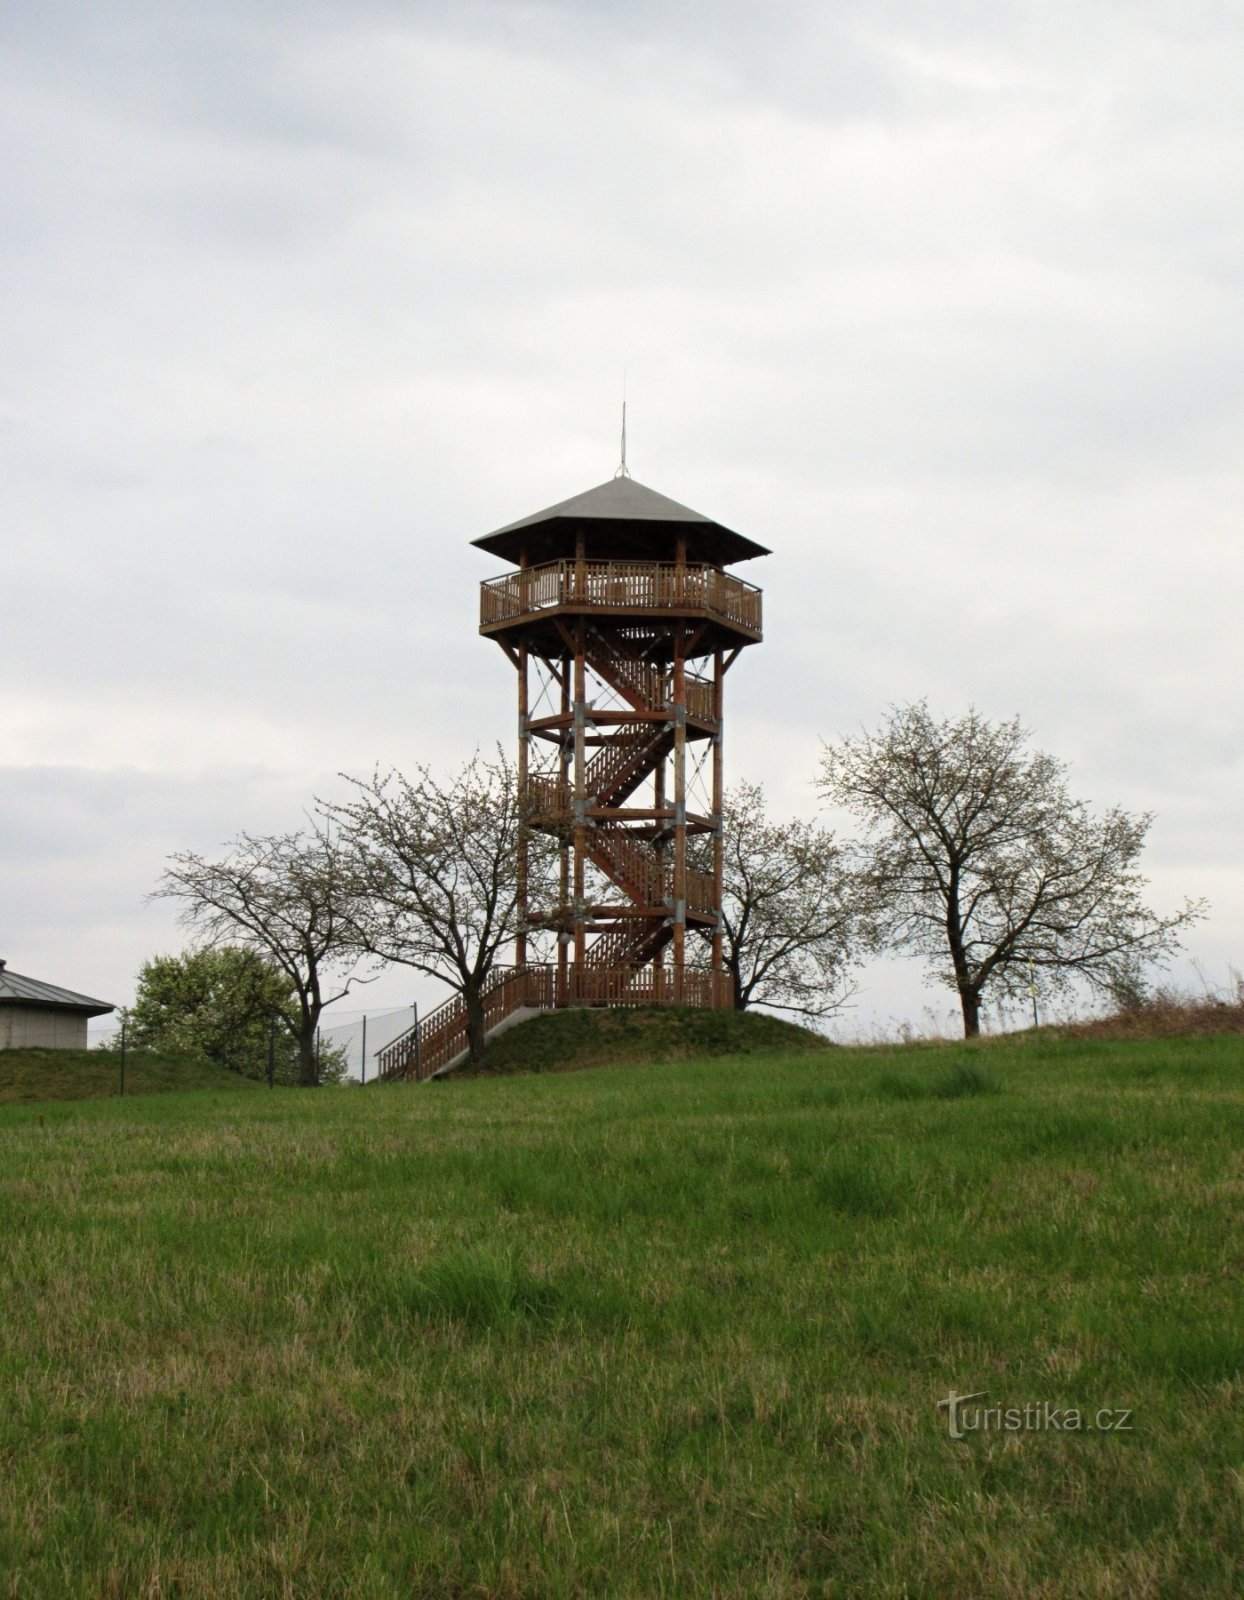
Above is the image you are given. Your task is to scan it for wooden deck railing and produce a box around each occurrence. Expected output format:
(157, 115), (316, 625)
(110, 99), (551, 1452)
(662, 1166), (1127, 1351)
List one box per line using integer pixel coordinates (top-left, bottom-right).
(481, 559), (762, 635)
(686, 866), (716, 916)
(566, 965), (733, 1010)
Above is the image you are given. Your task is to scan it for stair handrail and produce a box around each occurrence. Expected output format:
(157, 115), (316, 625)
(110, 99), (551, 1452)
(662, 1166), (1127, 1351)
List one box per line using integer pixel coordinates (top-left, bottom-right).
(377, 964), (555, 1082)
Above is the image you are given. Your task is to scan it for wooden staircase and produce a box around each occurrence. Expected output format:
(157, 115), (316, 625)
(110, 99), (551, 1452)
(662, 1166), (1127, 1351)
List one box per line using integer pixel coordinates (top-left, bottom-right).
(585, 828), (715, 917)
(585, 624), (716, 723)
(519, 620), (723, 1004)
(376, 966), (553, 1083)
(375, 958), (733, 1082)
(587, 726), (675, 809)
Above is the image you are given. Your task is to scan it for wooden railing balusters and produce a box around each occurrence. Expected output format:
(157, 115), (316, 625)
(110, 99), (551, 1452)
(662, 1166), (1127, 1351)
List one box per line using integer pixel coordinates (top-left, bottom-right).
(480, 559), (762, 636)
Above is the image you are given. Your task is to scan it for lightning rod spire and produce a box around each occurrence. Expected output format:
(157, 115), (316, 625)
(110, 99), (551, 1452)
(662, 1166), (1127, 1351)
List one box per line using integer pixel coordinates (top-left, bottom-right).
(615, 375), (631, 478)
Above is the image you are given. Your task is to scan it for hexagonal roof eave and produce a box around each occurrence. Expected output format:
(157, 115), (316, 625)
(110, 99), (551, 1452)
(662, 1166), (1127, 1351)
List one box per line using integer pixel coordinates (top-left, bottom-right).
(472, 475), (771, 567)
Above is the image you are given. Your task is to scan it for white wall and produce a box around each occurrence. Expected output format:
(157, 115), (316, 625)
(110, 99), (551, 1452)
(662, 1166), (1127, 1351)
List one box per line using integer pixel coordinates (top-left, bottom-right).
(0, 1008), (90, 1050)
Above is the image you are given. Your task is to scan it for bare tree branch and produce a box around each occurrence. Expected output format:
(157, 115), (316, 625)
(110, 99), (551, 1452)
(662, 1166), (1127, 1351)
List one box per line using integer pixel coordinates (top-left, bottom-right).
(818, 702), (1206, 1037)
(151, 824), (363, 1084)
(691, 780), (874, 1018)
(323, 748), (555, 1066)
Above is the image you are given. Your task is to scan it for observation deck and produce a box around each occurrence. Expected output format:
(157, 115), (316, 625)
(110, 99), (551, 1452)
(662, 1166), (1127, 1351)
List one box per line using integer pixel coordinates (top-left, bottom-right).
(479, 557), (762, 655)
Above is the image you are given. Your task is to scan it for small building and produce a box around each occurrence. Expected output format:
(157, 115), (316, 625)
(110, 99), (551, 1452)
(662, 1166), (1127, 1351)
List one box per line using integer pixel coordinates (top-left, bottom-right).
(0, 959), (115, 1050)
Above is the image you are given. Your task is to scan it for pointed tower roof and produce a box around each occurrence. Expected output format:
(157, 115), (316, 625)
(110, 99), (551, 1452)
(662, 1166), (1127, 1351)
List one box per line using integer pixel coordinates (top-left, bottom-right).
(473, 476), (770, 568)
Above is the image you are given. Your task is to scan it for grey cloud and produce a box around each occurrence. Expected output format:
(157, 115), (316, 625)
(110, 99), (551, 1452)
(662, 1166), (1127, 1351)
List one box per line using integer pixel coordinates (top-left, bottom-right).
(2, 0), (1239, 1030)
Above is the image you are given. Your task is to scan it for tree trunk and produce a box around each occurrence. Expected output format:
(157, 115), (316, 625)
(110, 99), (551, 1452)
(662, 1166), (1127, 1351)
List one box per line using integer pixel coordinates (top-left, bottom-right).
(297, 1025), (319, 1085)
(945, 870), (980, 1039)
(729, 955), (747, 1011)
(465, 984), (487, 1067)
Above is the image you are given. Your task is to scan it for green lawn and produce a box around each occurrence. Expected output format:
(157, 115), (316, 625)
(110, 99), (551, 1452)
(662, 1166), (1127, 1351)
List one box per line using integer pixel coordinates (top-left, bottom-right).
(0, 1032), (1240, 1597)
(471, 1003), (831, 1075)
(0, 1047), (268, 1106)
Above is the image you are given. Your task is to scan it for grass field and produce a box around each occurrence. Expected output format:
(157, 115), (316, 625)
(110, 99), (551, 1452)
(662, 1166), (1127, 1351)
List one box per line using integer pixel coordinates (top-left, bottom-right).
(0, 1047), (266, 1106)
(469, 1004), (831, 1075)
(0, 1029), (1240, 1597)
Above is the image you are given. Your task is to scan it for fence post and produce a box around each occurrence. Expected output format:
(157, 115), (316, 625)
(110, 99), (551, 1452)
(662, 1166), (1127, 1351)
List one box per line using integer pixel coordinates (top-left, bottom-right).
(360, 1012), (367, 1086)
(412, 1002), (420, 1081)
(267, 1018), (275, 1089)
(315, 1029), (321, 1086)
(118, 1016), (126, 1098)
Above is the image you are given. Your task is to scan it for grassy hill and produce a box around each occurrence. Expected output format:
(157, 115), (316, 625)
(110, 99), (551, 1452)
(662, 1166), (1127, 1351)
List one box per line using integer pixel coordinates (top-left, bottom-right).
(465, 1002), (831, 1075)
(0, 1046), (267, 1105)
(0, 1030), (1240, 1596)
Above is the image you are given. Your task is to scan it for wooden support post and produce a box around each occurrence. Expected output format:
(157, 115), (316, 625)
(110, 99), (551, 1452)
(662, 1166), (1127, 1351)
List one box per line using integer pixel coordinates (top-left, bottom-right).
(672, 629), (687, 1003)
(558, 649), (571, 1005)
(572, 618), (587, 975)
(653, 748), (666, 1001)
(574, 527), (586, 604)
(672, 536), (688, 1002)
(712, 646), (724, 980)
(516, 638), (529, 967)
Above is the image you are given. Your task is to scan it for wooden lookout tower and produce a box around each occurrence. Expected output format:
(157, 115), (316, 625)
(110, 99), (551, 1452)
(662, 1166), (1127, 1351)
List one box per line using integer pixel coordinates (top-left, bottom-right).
(377, 464), (767, 1081)
(476, 470), (768, 1010)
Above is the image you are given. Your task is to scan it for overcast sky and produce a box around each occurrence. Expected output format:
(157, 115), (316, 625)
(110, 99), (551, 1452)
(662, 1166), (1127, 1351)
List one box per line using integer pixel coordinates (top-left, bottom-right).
(3, 0), (1241, 1039)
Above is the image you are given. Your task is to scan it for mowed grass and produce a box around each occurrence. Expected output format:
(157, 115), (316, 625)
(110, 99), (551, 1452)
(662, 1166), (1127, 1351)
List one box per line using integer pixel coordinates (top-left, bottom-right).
(0, 1032), (1240, 1598)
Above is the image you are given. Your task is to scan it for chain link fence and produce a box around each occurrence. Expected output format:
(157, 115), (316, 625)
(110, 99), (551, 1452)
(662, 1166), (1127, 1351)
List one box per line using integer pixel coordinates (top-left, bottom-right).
(312, 1005), (420, 1083)
(88, 1003), (421, 1086)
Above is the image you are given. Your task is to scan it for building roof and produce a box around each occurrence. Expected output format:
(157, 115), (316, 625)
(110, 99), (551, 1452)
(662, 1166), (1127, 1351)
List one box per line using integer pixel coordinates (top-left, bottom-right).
(472, 475), (771, 568)
(0, 960), (114, 1018)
